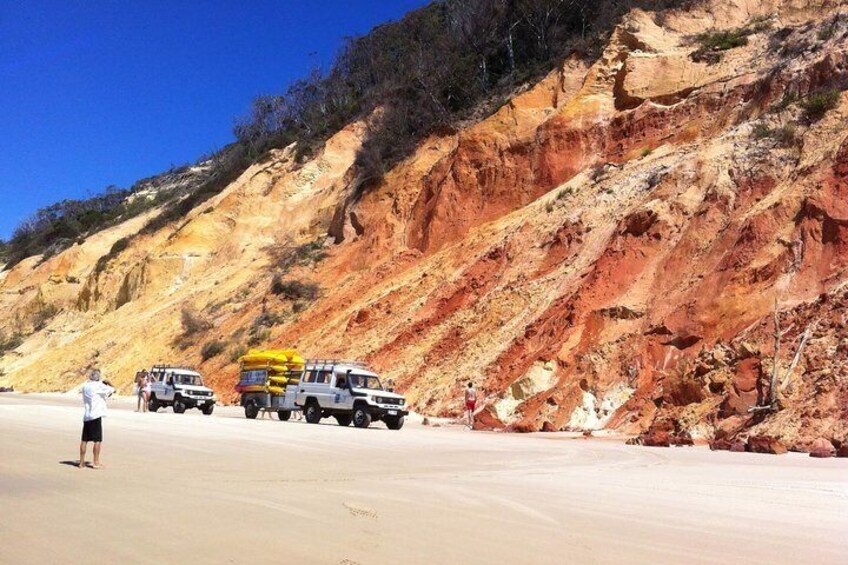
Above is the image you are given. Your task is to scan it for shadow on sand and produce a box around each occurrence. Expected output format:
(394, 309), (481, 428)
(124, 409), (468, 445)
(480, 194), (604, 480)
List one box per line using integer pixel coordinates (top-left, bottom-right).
(59, 460), (87, 468)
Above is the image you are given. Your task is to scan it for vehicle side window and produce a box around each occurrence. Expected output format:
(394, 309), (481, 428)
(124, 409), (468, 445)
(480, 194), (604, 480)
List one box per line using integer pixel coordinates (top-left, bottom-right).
(314, 371), (327, 384)
(303, 371), (314, 383)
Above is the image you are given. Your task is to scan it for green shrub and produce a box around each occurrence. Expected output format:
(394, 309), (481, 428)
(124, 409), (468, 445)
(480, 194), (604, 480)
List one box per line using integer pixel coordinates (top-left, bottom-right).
(770, 92), (799, 113)
(272, 241), (328, 273)
(32, 304), (59, 330)
(800, 90), (840, 122)
(752, 123), (772, 139)
(270, 278), (319, 301)
(0, 333), (24, 355)
(640, 147), (653, 158)
(253, 310), (284, 328)
(180, 307), (211, 337)
(230, 344), (248, 363)
(691, 17), (771, 63)
(818, 23), (836, 41)
(201, 340), (226, 361)
(774, 124), (797, 147)
(247, 327), (270, 346)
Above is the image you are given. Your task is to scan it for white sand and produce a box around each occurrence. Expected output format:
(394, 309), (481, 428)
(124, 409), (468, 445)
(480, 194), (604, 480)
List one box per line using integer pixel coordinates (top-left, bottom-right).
(1, 393), (846, 564)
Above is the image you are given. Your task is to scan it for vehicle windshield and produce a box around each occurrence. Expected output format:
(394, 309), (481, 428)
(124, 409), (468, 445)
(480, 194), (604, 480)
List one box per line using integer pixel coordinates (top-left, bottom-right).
(347, 373), (383, 390)
(173, 373), (203, 386)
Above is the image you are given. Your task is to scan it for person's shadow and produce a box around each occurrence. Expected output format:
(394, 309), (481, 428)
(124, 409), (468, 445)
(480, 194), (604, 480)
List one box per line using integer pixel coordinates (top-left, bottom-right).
(59, 460), (90, 468)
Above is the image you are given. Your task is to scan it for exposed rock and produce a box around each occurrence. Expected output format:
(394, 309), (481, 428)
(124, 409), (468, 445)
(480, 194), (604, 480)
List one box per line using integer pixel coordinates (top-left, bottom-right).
(642, 430), (671, 447)
(808, 438), (835, 458)
(472, 406), (505, 431)
(541, 421), (558, 432)
(746, 435), (788, 455)
(508, 420), (538, 434)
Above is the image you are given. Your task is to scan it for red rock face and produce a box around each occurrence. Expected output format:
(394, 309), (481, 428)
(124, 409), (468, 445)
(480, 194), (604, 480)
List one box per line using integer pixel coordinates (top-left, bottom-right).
(746, 436), (788, 455)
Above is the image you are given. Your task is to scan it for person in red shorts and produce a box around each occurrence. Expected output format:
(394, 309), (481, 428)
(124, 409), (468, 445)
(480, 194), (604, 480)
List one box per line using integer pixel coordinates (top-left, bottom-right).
(464, 382), (477, 429)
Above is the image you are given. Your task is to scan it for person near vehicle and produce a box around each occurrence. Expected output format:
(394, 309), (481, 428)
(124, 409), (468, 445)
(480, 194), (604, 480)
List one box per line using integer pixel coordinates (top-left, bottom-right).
(142, 371), (152, 412)
(79, 369), (115, 469)
(135, 370), (148, 412)
(464, 382), (477, 428)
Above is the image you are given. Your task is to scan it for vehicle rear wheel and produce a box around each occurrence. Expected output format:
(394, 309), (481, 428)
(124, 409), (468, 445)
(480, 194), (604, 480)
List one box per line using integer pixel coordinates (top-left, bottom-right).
(277, 410), (291, 421)
(148, 395), (160, 412)
(353, 406), (372, 429)
(304, 402), (321, 424)
(335, 414), (352, 427)
(385, 415), (404, 430)
(244, 401), (259, 420)
(202, 404), (214, 416)
(173, 397), (186, 414)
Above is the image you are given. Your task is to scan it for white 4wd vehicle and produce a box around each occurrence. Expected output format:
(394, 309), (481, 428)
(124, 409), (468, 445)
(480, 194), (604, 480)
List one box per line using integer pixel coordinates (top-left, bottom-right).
(148, 365), (216, 415)
(295, 362), (407, 429)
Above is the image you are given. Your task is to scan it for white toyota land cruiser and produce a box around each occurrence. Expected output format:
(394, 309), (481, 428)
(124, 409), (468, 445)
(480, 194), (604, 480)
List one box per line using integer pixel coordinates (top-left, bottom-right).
(295, 361), (407, 429)
(147, 365), (216, 415)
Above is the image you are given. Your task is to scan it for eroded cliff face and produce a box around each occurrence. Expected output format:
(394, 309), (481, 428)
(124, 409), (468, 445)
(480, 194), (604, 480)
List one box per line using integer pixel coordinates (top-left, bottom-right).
(2, 0), (846, 449)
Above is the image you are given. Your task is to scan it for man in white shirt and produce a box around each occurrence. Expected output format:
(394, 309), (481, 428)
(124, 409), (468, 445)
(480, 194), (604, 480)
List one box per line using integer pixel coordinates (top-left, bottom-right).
(80, 369), (115, 469)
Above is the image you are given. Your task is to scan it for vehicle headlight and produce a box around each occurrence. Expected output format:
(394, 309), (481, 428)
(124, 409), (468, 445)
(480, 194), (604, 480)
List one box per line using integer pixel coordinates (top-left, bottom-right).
(373, 396), (383, 404)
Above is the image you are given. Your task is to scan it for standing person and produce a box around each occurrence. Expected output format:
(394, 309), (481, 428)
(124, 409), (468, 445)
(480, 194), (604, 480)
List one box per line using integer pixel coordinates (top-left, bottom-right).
(464, 382), (477, 429)
(79, 369), (115, 469)
(142, 370), (152, 412)
(135, 370), (147, 412)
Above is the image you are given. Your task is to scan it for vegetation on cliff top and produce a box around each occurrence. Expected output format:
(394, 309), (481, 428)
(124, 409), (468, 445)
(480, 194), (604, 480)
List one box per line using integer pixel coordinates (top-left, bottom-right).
(3, 0), (692, 268)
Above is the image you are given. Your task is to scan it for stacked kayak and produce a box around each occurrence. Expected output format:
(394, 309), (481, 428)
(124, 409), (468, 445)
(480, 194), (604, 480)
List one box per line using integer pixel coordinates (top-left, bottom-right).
(236, 349), (305, 394)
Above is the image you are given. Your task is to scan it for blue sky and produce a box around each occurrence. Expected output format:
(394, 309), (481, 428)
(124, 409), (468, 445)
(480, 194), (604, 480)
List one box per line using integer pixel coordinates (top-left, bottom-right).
(0, 0), (429, 240)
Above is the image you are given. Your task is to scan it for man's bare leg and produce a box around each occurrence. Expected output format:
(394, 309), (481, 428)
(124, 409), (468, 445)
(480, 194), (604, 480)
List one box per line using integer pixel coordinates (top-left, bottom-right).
(92, 442), (103, 468)
(79, 442), (87, 468)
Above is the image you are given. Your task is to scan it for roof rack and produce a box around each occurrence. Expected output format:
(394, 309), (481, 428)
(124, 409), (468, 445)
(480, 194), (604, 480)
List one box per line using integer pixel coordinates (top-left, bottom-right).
(150, 364), (198, 372)
(304, 358), (369, 368)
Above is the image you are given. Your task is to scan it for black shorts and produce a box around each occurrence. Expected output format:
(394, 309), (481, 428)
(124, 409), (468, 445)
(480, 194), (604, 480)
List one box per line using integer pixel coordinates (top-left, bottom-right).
(81, 418), (103, 442)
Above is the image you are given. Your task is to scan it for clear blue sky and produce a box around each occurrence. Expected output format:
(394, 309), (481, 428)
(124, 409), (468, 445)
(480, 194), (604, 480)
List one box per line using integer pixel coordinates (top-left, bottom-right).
(0, 0), (429, 240)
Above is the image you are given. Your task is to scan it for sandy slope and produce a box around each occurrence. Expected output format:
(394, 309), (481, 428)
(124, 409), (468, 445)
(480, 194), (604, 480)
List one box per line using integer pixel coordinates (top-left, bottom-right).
(0, 393), (845, 564)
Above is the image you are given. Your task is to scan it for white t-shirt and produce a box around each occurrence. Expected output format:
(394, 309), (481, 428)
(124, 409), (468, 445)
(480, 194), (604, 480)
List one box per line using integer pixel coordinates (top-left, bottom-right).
(82, 381), (115, 421)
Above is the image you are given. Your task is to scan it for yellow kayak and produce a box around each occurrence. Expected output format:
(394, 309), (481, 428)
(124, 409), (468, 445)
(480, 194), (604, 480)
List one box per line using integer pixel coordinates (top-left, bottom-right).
(240, 349), (302, 365)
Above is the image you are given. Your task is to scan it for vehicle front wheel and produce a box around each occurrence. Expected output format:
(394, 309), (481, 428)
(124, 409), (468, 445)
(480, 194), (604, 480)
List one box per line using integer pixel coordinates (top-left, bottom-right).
(202, 404), (214, 415)
(335, 414), (352, 427)
(353, 406), (372, 429)
(277, 410), (291, 421)
(173, 397), (187, 414)
(244, 401), (259, 420)
(385, 415), (404, 430)
(148, 396), (160, 412)
(304, 402), (321, 424)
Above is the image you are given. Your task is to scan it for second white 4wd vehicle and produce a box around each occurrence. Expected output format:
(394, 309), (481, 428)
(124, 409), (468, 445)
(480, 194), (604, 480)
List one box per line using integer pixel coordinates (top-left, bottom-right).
(148, 365), (216, 415)
(295, 361), (408, 429)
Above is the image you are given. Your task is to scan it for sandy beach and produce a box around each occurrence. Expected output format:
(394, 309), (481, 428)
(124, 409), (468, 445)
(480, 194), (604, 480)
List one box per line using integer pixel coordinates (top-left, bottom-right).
(0, 392), (845, 564)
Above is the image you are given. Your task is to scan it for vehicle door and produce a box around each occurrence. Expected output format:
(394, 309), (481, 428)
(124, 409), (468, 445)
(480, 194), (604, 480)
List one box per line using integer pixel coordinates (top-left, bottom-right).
(150, 371), (166, 399)
(296, 368), (315, 406)
(312, 368), (333, 408)
(332, 369), (354, 410)
(162, 371), (176, 401)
